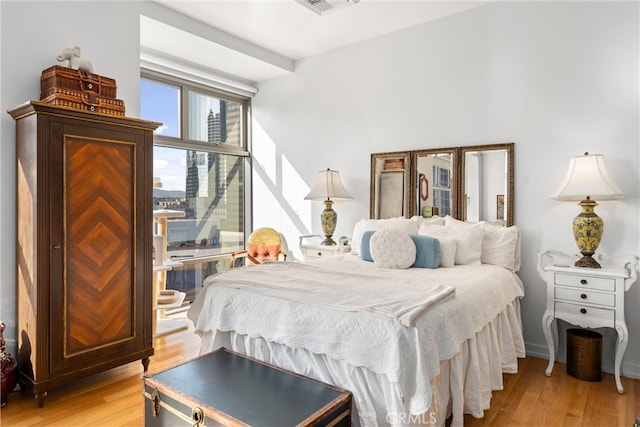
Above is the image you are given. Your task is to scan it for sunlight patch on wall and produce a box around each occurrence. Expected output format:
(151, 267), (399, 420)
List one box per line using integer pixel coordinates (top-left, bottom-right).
(252, 118), (277, 186)
(251, 119), (316, 257)
(282, 154), (312, 230)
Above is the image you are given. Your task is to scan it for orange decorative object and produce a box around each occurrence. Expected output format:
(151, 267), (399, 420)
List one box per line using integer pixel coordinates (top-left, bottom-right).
(230, 227), (287, 267)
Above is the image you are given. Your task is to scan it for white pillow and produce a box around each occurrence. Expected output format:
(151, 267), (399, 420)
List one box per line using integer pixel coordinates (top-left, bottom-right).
(446, 218), (486, 265)
(410, 215), (446, 226)
(369, 228), (416, 269)
(418, 224), (456, 267)
(351, 217), (419, 256)
(443, 215), (468, 227)
(514, 232), (521, 272)
(437, 237), (457, 268)
(420, 221), (484, 265)
(482, 224), (520, 271)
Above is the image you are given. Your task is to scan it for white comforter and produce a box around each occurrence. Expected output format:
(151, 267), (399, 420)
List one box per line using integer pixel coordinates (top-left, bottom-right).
(188, 255), (524, 416)
(196, 261), (455, 327)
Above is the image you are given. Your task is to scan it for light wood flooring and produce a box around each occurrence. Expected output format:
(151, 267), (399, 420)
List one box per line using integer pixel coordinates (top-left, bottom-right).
(462, 356), (639, 426)
(1, 313), (638, 426)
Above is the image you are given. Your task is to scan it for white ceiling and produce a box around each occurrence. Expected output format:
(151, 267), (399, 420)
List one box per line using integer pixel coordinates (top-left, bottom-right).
(142, 1), (488, 84)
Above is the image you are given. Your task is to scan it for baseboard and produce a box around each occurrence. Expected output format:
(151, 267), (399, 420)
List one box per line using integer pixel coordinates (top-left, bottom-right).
(622, 360), (640, 380)
(524, 341), (640, 380)
(524, 342), (548, 360)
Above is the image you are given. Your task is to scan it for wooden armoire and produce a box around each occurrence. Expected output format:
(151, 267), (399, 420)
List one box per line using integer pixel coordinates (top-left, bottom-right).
(9, 101), (161, 407)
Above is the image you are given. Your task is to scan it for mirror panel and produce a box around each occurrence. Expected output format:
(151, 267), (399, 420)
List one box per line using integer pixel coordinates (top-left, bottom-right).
(370, 151), (412, 219)
(370, 143), (514, 225)
(411, 148), (458, 219)
(460, 143), (514, 226)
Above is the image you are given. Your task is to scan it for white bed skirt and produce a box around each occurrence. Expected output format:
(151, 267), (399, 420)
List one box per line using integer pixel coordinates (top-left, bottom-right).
(198, 298), (524, 427)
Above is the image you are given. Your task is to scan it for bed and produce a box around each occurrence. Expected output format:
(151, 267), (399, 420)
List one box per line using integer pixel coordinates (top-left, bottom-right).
(188, 216), (525, 426)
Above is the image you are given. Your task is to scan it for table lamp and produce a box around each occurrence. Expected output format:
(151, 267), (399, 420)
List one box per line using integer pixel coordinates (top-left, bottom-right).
(551, 152), (624, 268)
(305, 169), (352, 245)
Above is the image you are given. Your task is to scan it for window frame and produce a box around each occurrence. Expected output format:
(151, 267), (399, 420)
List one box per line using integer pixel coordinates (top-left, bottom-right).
(432, 165), (452, 216)
(432, 165), (450, 189)
(142, 69), (252, 158)
(432, 188), (451, 217)
(141, 69), (253, 262)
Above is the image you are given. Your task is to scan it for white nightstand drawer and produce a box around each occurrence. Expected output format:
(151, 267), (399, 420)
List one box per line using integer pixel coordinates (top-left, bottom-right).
(301, 244), (351, 260)
(555, 301), (615, 323)
(304, 248), (334, 259)
(554, 287), (615, 307)
(554, 273), (615, 292)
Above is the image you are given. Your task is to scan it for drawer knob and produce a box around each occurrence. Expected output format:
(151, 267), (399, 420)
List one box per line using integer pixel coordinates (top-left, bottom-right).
(317, 252), (322, 256)
(580, 293), (587, 299)
(580, 279), (587, 285)
(580, 308), (587, 314)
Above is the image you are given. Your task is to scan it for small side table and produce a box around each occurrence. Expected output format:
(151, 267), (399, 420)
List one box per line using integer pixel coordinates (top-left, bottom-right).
(153, 209), (187, 337)
(299, 235), (351, 260)
(153, 261), (187, 337)
(537, 250), (638, 393)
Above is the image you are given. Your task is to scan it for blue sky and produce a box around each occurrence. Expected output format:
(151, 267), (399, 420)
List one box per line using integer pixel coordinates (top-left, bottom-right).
(140, 79), (228, 192)
(140, 79), (178, 137)
(141, 79), (192, 192)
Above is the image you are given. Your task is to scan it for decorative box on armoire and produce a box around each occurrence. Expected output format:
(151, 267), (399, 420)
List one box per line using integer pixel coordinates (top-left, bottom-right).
(8, 101), (161, 407)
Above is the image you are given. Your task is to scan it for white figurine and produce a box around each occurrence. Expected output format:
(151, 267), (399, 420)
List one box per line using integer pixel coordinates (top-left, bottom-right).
(56, 46), (95, 74)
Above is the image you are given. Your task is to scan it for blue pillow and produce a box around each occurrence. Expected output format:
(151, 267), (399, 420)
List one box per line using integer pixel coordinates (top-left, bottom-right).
(410, 234), (441, 268)
(360, 230), (376, 262)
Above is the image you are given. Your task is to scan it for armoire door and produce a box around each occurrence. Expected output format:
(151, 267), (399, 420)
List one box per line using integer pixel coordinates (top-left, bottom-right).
(48, 120), (147, 373)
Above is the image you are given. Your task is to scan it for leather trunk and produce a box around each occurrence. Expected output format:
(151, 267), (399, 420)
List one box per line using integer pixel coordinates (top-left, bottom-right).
(143, 348), (352, 426)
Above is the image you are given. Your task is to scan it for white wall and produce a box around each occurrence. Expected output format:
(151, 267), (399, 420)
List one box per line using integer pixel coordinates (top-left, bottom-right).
(252, 2), (640, 377)
(0, 1), (144, 355)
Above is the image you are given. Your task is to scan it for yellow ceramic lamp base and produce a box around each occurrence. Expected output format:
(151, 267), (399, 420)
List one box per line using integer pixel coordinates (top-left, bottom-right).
(320, 199), (337, 246)
(573, 198), (603, 268)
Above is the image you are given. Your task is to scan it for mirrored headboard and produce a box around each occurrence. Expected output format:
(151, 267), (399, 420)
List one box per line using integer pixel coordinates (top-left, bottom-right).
(371, 143), (514, 226)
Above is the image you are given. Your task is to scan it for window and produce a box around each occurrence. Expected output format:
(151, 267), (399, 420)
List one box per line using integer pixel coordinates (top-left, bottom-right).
(140, 72), (250, 303)
(432, 165), (450, 188)
(432, 189), (451, 217)
(432, 166), (451, 216)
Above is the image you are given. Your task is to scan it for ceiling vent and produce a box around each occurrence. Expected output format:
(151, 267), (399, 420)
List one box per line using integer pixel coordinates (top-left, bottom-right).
(295, 0), (360, 16)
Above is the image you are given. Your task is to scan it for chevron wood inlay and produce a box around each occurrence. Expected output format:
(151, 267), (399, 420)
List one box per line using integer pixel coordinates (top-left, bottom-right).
(64, 137), (136, 355)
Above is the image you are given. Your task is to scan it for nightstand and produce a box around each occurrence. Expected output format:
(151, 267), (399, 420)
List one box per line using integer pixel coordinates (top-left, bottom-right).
(537, 250), (638, 393)
(299, 235), (351, 260)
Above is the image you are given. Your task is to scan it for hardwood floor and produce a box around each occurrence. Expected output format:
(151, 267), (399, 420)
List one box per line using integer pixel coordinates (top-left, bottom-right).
(463, 356), (639, 427)
(1, 313), (638, 426)
(1, 312), (201, 427)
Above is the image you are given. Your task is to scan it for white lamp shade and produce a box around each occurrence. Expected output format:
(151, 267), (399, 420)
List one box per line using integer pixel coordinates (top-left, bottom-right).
(305, 169), (353, 201)
(551, 153), (624, 201)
